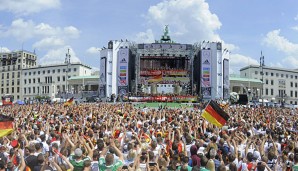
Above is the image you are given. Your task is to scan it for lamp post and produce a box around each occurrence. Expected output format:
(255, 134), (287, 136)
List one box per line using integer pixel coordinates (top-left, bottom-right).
(260, 51), (264, 106)
(65, 48), (71, 99)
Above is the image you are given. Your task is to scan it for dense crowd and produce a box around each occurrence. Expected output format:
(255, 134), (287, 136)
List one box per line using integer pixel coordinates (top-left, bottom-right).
(0, 102), (297, 171)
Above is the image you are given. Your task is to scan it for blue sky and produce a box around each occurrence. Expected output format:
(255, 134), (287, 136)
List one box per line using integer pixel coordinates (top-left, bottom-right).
(1, 0), (298, 73)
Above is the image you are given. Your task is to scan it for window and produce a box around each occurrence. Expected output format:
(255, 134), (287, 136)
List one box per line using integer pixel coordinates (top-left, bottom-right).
(271, 89), (274, 95)
(33, 87), (35, 94)
(1, 88), (3, 94)
(6, 73), (9, 79)
(28, 87), (31, 94)
(11, 87), (14, 93)
(63, 69), (66, 72)
(17, 72), (20, 78)
(11, 80), (14, 86)
(74, 68), (77, 72)
(291, 91), (293, 97)
(296, 83), (298, 88)
(265, 72), (268, 76)
(276, 73), (279, 77)
(63, 76), (65, 81)
(38, 71), (40, 74)
(68, 68), (71, 72)
(281, 74), (284, 78)
(24, 79), (27, 84)
(38, 78), (40, 83)
(24, 72), (27, 76)
(291, 75), (293, 79)
(33, 71), (36, 75)
(291, 82), (293, 87)
(29, 72), (31, 75)
(266, 80), (268, 85)
(296, 91), (297, 98)
(57, 76), (60, 82)
(17, 87), (19, 93)
(52, 70), (55, 73)
(24, 88), (26, 94)
(286, 74), (288, 78)
(271, 73), (274, 76)
(17, 80), (20, 85)
(6, 88), (9, 94)
(58, 69), (60, 73)
(271, 80), (274, 85)
(48, 70), (50, 73)
(33, 79), (35, 83)
(28, 79), (31, 84)
(265, 88), (268, 95)
(43, 70), (45, 74)
(296, 76), (298, 79)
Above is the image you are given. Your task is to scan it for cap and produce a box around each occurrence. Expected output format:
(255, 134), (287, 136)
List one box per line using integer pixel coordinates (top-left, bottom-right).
(11, 140), (19, 148)
(74, 148), (82, 157)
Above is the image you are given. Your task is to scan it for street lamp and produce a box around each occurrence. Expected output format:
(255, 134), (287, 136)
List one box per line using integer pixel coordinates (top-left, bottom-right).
(65, 48), (71, 99)
(260, 51), (265, 106)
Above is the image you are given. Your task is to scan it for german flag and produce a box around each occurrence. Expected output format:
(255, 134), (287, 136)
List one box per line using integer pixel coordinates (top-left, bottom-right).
(201, 100), (229, 128)
(0, 114), (14, 138)
(64, 97), (74, 106)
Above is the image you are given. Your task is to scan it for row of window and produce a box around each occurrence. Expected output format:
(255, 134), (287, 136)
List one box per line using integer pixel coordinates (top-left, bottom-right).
(1, 80), (20, 86)
(1, 87), (20, 94)
(24, 76), (67, 84)
(24, 68), (76, 76)
(265, 88), (298, 98)
(1, 72), (21, 79)
(264, 80), (298, 87)
(255, 71), (298, 79)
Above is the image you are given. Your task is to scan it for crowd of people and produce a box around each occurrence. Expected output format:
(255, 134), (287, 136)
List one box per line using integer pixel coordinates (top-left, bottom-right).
(0, 102), (297, 171)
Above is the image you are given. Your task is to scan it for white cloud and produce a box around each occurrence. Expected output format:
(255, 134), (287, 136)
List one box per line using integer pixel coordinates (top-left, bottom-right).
(291, 26), (298, 31)
(229, 53), (258, 71)
(222, 43), (239, 52)
(282, 56), (298, 68)
(86, 47), (100, 54)
(263, 29), (298, 55)
(91, 66), (100, 72)
(0, 0), (61, 15)
(295, 14), (298, 21)
(63, 26), (80, 39)
(143, 0), (221, 43)
(33, 37), (65, 49)
(39, 46), (81, 65)
(263, 29), (298, 68)
(0, 18), (80, 49)
(0, 47), (10, 53)
(134, 29), (155, 43)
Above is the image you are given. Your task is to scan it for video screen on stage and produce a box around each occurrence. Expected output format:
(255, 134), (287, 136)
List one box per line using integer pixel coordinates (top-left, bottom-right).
(138, 55), (191, 95)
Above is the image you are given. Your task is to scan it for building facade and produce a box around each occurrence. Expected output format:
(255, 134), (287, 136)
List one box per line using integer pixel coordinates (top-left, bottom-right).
(240, 65), (298, 104)
(22, 63), (91, 100)
(0, 50), (37, 100)
(0, 50), (93, 101)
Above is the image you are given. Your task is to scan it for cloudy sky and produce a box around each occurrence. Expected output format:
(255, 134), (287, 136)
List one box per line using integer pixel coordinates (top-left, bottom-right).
(1, 0), (298, 73)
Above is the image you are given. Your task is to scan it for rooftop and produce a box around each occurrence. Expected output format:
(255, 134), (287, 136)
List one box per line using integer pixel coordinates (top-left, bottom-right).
(68, 75), (99, 80)
(230, 74), (262, 83)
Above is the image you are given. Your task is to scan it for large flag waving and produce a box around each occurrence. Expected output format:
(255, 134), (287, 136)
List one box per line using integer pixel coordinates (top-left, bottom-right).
(0, 114), (14, 138)
(201, 100), (230, 128)
(64, 97), (74, 106)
